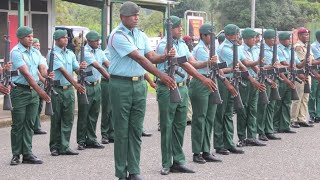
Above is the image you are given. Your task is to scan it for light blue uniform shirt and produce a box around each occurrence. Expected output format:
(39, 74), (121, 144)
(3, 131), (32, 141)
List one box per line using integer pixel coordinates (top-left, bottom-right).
(264, 44), (283, 65)
(217, 39), (246, 78)
(49, 46), (79, 86)
(242, 43), (259, 77)
(11, 43), (46, 85)
(156, 37), (192, 83)
(108, 23), (152, 77)
(101, 48), (111, 79)
(80, 44), (108, 82)
(311, 41), (320, 60)
(277, 44), (300, 64)
(192, 39), (209, 75)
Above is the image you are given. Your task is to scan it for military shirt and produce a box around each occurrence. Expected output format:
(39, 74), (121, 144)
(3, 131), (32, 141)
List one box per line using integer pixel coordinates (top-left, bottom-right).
(294, 40), (314, 61)
(156, 36), (192, 83)
(80, 44), (108, 82)
(277, 44), (300, 64)
(49, 46), (79, 86)
(217, 39), (246, 78)
(101, 48), (111, 79)
(192, 39), (210, 75)
(242, 43), (259, 77)
(311, 40), (320, 60)
(11, 43), (46, 85)
(108, 23), (152, 77)
(264, 44), (283, 65)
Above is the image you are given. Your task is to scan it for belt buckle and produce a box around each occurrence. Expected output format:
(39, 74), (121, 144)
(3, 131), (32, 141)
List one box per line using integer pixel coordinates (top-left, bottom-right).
(63, 86), (68, 90)
(132, 77), (139, 81)
(177, 82), (183, 87)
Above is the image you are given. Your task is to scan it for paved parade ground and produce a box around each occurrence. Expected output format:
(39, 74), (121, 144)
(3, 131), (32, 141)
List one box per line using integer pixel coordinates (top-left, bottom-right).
(0, 94), (320, 180)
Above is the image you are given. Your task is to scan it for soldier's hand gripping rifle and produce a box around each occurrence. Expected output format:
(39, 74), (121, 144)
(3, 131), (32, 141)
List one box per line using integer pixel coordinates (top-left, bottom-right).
(165, 3), (187, 103)
(267, 28), (287, 100)
(232, 42), (248, 110)
(2, 21), (18, 110)
(77, 31), (93, 104)
(289, 34), (302, 100)
(44, 40), (60, 115)
(303, 33), (318, 93)
(208, 15), (227, 104)
(258, 28), (270, 104)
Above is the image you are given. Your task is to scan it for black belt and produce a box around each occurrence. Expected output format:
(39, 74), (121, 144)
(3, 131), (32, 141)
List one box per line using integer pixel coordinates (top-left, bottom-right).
(54, 85), (72, 90)
(15, 83), (33, 90)
(101, 78), (109, 82)
(158, 81), (186, 87)
(110, 75), (144, 81)
(87, 81), (100, 86)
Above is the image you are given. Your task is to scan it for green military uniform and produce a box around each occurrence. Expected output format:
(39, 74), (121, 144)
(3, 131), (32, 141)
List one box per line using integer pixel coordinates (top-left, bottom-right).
(77, 31), (108, 146)
(100, 48), (113, 142)
(309, 31), (320, 121)
(49, 30), (79, 154)
(215, 24), (245, 152)
(10, 26), (46, 163)
(156, 16), (192, 168)
(108, 2), (149, 178)
(189, 24), (216, 155)
(274, 32), (301, 131)
(237, 28), (260, 144)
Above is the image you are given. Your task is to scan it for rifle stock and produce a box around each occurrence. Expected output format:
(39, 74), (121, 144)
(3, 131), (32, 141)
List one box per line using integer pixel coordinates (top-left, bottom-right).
(232, 41), (244, 110)
(289, 34), (300, 100)
(2, 21), (18, 110)
(269, 28), (281, 101)
(303, 33), (315, 94)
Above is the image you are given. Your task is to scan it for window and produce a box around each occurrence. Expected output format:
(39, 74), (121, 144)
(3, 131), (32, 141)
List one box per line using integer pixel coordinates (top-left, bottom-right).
(31, 0), (47, 12)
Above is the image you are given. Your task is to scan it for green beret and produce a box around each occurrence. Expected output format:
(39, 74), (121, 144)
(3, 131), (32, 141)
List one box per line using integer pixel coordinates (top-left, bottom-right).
(120, 1), (140, 16)
(33, 38), (40, 44)
(168, 16), (182, 29)
(86, 31), (101, 41)
(263, 29), (276, 39)
(199, 23), (213, 34)
(218, 34), (225, 43)
(316, 30), (320, 39)
(242, 28), (257, 39)
(279, 32), (291, 40)
(224, 24), (240, 35)
(16, 26), (33, 39)
(53, 30), (67, 40)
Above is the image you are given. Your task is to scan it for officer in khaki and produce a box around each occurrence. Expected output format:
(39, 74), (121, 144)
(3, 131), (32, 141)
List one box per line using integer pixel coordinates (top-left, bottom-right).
(292, 28), (314, 125)
(309, 30), (320, 123)
(189, 24), (223, 164)
(236, 28), (266, 147)
(10, 26), (51, 165)
(49, 29), (86, 156)
(72, 32), (86, 58)
(108, 2), (176, 180)
(156, 17), (216, 175)
(76, 31), (110, 150)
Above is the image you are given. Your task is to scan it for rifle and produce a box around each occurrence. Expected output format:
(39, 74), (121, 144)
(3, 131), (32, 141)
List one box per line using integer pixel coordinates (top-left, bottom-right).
(258, 28), (270, 105)
(44, 40), (60, 115)
(303, 33), (318, 93)
(289, 34), (302, 100)
(77, 31), (93, 104)
(268, 28), (286, 101)
(2, 21), (18, 110)
(208, 13), (227, 104)
(232, 41), (248, 110)
(165, 2), (187, 103)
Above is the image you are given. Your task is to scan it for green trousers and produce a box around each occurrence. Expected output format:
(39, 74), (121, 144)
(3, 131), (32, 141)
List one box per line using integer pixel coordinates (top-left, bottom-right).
(110, 78), (146, 178)
(308, 78), (320, 118)
(274, 81), (291, 131)
(11, 86), (39, 156)
(34, 96), (43, 131)
(77, 83), (101, 145)
(257, 85), (275, 135)
(100, 79), (113, 139)
(189, 78), (217, 154)
(49, 87), (75, 153)
(157, 83), (188, 168)
(237, 80), (258, 140)
(214, 80), (235, 150)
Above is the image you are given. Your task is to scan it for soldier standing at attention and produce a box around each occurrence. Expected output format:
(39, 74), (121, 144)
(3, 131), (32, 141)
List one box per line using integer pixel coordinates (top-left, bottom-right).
(49, 29), (86, 156)
(190, 24), (237, 164)
(156, 17), (217, 175)
(76, 31), (110, 150)
(32, 38), (47, 135)
(108, 1), (176, 179)
(236, 28), (266, 147)
(10, 26), (52, 165)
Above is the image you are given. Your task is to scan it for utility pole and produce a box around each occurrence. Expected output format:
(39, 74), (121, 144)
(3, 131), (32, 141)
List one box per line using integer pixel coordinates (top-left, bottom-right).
(251, 0), (255, 28)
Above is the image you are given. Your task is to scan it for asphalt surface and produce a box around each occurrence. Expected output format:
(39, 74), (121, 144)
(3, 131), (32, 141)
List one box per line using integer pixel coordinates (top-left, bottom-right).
(0, 93), (320, 180)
